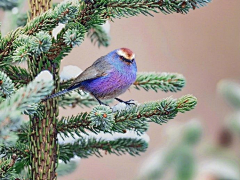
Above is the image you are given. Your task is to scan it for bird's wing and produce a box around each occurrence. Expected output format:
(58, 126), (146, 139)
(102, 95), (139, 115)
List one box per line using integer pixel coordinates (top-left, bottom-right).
(70, 56), (112, 86)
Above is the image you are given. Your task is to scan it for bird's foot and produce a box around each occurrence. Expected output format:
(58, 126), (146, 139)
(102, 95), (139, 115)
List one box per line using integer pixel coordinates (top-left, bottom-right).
(115, 98), (136, 105)
(94, 96), (109, 106)
(123, 100), (136, 105)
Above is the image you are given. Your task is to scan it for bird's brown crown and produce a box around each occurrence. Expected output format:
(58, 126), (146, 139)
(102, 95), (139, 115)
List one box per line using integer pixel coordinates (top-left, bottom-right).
(117, 48), (135, 60)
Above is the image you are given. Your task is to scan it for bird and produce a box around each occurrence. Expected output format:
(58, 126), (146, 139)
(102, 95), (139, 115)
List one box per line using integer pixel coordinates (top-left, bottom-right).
(45, 48), (137, 105)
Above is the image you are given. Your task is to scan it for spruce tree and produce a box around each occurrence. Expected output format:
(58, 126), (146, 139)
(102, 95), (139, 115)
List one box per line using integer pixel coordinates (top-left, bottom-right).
(0, 0), (211, 179)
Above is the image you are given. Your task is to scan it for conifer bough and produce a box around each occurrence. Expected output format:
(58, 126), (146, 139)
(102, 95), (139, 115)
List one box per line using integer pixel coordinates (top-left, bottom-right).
(0, 0), (211, 179)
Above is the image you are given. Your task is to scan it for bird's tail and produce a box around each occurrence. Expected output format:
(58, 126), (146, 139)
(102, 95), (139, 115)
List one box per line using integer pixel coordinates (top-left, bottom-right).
(43, 84), (81, 101)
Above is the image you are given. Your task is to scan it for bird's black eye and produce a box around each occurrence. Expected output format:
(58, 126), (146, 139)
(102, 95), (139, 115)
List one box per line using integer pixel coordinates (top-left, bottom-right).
(119, 56), (124, 60)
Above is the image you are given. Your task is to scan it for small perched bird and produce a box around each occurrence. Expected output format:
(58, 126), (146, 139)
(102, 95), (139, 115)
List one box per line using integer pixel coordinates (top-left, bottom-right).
(45, 48), (137, 105)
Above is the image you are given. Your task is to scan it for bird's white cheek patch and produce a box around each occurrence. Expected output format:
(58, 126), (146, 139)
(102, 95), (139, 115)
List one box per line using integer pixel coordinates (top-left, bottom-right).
(117, 49), (135, 60)
(129, 53), (135, 60)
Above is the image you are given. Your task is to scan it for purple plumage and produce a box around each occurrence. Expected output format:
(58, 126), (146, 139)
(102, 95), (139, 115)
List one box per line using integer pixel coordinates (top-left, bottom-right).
(45, 48), (137, 105)
(80, 66), (136, 99)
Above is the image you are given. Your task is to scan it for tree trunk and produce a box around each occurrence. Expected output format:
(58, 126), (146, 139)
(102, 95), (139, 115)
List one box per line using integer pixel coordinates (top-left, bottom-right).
(28, 1), (59, 179)
(29, 0), (52, 19)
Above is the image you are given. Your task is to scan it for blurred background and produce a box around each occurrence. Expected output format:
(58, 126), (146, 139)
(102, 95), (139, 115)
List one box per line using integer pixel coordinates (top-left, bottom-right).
(1, 0), (240, 179)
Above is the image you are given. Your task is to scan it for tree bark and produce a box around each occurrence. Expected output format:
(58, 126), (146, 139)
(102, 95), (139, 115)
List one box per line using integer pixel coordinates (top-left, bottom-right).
(29, 0), (52, 19)
(28, 1), (59, 179)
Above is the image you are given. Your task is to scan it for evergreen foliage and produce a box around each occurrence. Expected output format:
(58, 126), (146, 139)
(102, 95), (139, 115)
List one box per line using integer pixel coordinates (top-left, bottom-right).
(218, 80), (240, 135)
(138, 120), (202, 180)
(0, 0), (211, 179)
(87, 24), (110, 47)
(0, 0), (18, 10)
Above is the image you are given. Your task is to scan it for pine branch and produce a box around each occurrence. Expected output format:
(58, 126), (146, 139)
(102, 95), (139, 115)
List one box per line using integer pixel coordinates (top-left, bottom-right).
(0, 71), (54, 142)
(59, 91), (97, 108)
(0, 0), (17, 10)
(56, 160), (78, 177)
(1, 65), (31, 88)
(0, 154), (17, 179)
(47, 22), (86, 62)
(104, 0), (210, 17)
(0, 71), (54, 119)
(87, 25), (110, 47)
(59, 78), (73, 90)
(16, 13), (28, 27)
(59, 137), (148, 163)
(0, 0), (80, 64)
(176, 94), (197, 113)
(0, 71), (15, 98)
(57, 95), (197, 137)
(46, 1), (105, 61)
(57, 112), (93, 138)
(59, 91), (112, 108)
(218, 80), (240, 109)
(12, 132), (147, 165)
(138, 120), (201, 180)
(0, 143), (30, 177)
(4, 31), (53, 65)
(0, 143), (29, 161)
(134, 72), (185, 92)
(15, 123), (29, 144)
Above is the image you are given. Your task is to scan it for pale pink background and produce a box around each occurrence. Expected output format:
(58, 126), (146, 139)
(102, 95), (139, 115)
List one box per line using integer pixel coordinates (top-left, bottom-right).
(1, 0), (240, 179)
